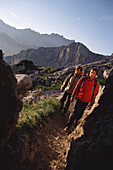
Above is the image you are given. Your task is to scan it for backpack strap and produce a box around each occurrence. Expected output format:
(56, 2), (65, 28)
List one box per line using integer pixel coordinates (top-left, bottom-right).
(91, 79), (99, 100)
(77, 76), (87, 93)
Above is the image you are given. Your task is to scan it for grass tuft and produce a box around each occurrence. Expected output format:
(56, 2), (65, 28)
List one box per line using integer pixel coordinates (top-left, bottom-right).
(16, 97), (60, 132)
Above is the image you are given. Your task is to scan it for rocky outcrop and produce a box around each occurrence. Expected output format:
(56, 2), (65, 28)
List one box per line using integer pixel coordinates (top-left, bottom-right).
(15, 74), (32, 94)
(66, 69), (113, 170)
(5, 42), (110, 67)
(0, 59), (23, 149)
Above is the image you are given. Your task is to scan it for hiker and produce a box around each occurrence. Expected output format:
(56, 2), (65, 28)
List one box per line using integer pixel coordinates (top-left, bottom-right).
(60, 66), (84, 114)
(64, 67), (99, 132)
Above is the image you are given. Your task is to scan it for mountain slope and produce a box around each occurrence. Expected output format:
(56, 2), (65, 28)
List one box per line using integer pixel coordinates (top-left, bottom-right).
(0, 19), (74, 56)
(4, 42), (108, 67)
(0, 33), (29, 56)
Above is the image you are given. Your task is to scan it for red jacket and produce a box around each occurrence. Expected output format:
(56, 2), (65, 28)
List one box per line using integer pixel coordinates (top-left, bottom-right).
(72, 77), (99, 103)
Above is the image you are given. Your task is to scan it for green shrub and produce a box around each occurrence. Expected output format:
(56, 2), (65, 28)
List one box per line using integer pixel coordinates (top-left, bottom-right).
(16, 97), (60, 132)
(16, 60), (37, 70)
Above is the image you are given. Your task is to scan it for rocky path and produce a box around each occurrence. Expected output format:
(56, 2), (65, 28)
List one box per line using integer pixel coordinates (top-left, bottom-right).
(47, 102), (87, 169)
(29, 93), (75, 169)
(3, 94), (85, 170)
(34, 104), (70, 169)
(37, 87), (104, 170)
(35, 99), (86, 169)
(15, 87), (103, 170)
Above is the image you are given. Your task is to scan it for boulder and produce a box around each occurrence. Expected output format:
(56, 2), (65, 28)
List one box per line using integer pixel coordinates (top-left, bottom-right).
(0, 60), (23, 149)
(15, 74), (32, 94)
(103, 68), (113, 79)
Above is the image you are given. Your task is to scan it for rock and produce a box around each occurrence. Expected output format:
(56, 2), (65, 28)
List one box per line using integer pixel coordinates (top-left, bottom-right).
(103, 68), (113, 79)
(5, 42), (110, 67)
(53, 67), (74, 80)
(32, 89), (44, 96)
(0, 60), (23, 148)
(44, 90), (60, 96)
(23, 89), (44, 104)
(29, 71), (39, 81)
(15, 74), (32, 94)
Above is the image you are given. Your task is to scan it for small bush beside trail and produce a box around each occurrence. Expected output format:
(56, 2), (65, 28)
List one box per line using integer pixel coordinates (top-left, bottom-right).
(16, 97), (60, 132)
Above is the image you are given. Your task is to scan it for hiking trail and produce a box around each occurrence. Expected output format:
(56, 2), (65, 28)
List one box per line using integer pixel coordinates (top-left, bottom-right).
(34, 87), (104, 169)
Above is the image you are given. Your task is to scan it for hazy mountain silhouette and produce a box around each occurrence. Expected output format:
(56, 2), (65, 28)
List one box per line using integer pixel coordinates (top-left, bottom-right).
(0, 19), (74, 56)
(0, 32), (28, 55)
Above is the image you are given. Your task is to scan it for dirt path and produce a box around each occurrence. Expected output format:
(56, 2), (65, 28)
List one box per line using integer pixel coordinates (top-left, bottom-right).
(35, 107), (70, 169)
(35, 99), (83, 169)
(33, 87), (104, 169)
(1, 87), (104, 170)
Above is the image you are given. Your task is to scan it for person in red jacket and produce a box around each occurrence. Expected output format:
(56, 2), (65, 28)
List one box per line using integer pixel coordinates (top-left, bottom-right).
(64, 67), (99, 133)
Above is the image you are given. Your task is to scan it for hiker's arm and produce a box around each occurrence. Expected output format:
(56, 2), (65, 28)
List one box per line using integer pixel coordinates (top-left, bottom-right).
(72, 77), (83, 97)
(60, 74), (71, 92)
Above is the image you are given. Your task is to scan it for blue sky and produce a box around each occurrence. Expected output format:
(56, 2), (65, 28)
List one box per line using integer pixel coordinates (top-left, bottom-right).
(0, 0), (113, 55)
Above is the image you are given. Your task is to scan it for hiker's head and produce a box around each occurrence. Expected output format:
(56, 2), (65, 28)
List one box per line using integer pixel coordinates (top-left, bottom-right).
(89, 67), (98, 80)
(75, 66), (84, 76)
(0, 49), (4, 60)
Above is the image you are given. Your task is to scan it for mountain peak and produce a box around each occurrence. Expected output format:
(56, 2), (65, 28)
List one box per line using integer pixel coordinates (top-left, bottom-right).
(0, 19), (7, 26)
(0, 19), (74, 56)
(0, 19), (4, 23)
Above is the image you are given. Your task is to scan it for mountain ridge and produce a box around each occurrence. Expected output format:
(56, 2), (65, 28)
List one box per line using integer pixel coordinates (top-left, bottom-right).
(0, 19), (74, 56)
(4, 42), (110, 67)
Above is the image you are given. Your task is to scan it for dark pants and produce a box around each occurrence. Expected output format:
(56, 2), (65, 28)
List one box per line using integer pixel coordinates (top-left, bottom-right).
(66, 99), (88, 128)
(60, 91), (71, 112)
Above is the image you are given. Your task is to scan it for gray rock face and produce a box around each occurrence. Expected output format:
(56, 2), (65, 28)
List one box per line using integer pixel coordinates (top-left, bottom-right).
(66, 69), (113, 170)
(4, 42), (109, 67)
(0, 59), (23, 148)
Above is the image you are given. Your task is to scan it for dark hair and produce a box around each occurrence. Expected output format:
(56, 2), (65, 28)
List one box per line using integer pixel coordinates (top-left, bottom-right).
(91, 67), (98, 74)
(77, 66), (83, 72)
